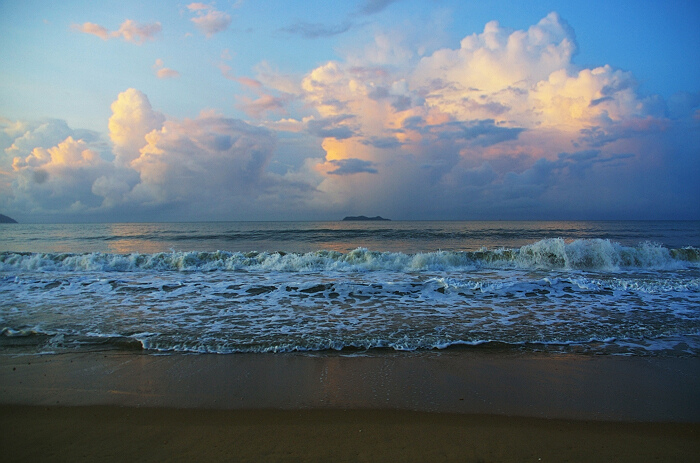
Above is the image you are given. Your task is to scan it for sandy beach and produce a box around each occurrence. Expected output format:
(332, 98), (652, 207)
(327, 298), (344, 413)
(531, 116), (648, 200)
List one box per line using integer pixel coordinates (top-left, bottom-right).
(1, 350), (699, 461)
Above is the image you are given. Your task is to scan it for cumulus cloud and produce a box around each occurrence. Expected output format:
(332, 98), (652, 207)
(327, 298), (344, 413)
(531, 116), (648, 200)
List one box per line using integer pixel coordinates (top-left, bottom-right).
(128, 112), (277, 206)
(273, 11), (698, 219)
(10, 136), (112, 213)
(4, 13), (699, 221)
(187, 3), (232, 37)
(1, 89), (317, 220)
(73, 19), (162, 44)
(2, 119), (98, 160)
(108, 89), (165, 166)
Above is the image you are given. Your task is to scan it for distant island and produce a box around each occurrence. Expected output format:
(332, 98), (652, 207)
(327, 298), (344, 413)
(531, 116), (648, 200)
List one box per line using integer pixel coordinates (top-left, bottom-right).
(342, 216), (391, 221)
(0, 214), (17, 224)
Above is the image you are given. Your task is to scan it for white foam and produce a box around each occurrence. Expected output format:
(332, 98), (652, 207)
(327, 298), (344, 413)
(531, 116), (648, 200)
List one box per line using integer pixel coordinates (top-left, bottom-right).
(1, 239), (696, 274)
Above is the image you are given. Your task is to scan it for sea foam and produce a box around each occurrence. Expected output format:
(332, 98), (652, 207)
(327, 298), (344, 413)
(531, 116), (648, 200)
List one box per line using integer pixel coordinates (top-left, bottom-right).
(1, 239), (696, 273)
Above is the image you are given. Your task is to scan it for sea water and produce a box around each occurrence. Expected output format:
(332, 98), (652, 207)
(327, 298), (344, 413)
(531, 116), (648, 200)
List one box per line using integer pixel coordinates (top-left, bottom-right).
(1, 221), (698, 356)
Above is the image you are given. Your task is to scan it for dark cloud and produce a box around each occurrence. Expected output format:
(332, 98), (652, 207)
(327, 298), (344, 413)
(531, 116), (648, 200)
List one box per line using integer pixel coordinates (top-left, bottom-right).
(306, 115), (356, 139)
(281, 21), (352, 38)
(431, 120), (524, 147)
(503, 150), (635, 188)
(361, 136), (402, 149)
(327, 158), (378, 175)
(590, 96), (614, 107)
(401, 116), (425, 130)
(667, 91), (700, 119)
(367, 86), (413, 111)
(281, 1), (399, 39)
(391, 96), (412, 111)
(357, 0), (399, 15)
(318, 98), (349, 112)
(368, 86), (390, 100)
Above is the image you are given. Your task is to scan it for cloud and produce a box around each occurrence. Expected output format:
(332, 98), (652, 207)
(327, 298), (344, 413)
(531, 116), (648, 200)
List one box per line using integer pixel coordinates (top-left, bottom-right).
(73, 20), (161, 44)
(4, 13), (699, 221)
(2, 119), (98, 160)
(430, 120), (525, 147)
(73, 22), (110, 40)
(357, 0), (399, 15)
(10, 136), (112, 213)
(667, 91), (700, 119)
(187, 3), (232, 37)
(218, 63), (263, 88)
(326, 158), (378, 175)
(281, 21), (353, 39)
(186, 2), (210, 10)
(305, 115), (356, 139)
(1, 89), (319, 220)
(108, 89), (165, 166)
(280, 1), (400, 40)
(153, 59), (180, 79)
(218, 63), (295, 119)
(361, 136), (402, 149)
(237, 94), (291, 119)
(128, 112), (277, 206)
(277, 11), (699, 220)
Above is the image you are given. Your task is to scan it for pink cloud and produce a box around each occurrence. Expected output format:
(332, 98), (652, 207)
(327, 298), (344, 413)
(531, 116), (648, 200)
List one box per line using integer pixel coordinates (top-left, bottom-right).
(114, 19), (162, 44)
(187, 3), (232, 37)
(153, 59), (180, 79)
(73, 19), (161, 44)
(238, 94), (291, 119)
(72, 22), (109, 40)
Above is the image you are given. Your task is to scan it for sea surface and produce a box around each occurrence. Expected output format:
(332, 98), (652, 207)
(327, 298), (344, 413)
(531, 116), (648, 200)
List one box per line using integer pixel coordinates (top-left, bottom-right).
(1, 221), (698, 356)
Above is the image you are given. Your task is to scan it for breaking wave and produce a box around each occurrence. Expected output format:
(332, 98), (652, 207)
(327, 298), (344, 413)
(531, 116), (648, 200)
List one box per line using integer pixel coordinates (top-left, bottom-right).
(1, 238), (697, 273)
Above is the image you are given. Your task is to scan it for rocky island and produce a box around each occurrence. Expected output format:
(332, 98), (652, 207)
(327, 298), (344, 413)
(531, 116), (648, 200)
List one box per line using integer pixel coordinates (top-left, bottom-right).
(0, 214), (18, 224)
(342, 216), (391, 221)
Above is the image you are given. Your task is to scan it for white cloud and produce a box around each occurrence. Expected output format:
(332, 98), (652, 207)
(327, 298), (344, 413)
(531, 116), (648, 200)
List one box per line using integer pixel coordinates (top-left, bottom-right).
(1, 89), (317, 220)
(9, 136), (112, 214)
(128, 111), (276, 205)
(108, 89), (165, 166)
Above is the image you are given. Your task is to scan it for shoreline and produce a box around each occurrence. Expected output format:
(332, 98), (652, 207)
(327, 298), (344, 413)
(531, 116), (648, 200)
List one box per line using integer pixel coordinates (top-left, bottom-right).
(2, 351), (699, 461)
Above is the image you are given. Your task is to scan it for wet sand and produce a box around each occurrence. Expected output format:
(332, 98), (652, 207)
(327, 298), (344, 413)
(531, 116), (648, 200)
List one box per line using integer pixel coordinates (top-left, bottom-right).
(1, 351), (699, 461)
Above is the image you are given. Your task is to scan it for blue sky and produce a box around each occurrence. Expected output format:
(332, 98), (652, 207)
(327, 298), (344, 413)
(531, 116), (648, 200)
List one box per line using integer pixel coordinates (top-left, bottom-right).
(1, 0), (699, 222)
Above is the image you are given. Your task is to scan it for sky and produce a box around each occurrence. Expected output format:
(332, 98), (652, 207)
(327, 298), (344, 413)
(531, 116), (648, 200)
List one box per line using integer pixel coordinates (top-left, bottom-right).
(1, 0), (699, 222)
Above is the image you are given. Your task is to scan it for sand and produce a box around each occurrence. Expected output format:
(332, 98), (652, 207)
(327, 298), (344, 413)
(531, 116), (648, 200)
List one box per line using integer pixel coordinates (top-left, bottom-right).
(1, 350), (699, 462)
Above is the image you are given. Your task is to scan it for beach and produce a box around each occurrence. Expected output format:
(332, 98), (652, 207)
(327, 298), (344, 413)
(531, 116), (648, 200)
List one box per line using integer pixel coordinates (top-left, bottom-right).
(2, 220), (699, 460)
(2, 350), (699, 462)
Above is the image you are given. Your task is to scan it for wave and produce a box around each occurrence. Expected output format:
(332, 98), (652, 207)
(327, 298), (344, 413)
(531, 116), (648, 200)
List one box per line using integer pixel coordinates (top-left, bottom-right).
(1, 238), (697, 273)
(2, 326), (696, 356)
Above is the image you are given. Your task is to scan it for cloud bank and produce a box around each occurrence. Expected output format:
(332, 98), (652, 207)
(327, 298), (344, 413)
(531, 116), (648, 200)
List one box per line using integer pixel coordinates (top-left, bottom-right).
(3, 13), (699, 221)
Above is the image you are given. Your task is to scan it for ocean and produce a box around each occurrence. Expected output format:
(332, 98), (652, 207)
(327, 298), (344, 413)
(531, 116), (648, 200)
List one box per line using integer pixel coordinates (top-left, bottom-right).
(1, 221), (698, 356)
